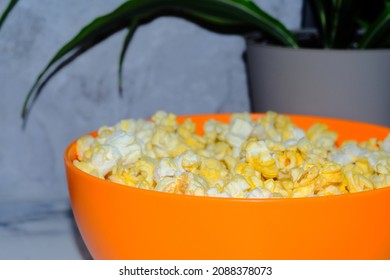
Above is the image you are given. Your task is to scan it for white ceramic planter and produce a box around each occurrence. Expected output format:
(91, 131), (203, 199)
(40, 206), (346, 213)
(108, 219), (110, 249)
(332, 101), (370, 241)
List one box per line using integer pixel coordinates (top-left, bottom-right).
(246, 41), (390, 126)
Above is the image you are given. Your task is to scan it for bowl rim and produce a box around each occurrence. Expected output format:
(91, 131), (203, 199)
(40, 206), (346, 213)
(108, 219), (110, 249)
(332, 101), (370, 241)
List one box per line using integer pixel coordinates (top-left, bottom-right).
(64, 113), (390, 203)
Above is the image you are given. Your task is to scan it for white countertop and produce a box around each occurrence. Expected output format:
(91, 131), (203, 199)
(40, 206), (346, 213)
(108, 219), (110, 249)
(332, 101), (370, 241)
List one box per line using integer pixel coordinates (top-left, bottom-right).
(0, 200), (92, 260)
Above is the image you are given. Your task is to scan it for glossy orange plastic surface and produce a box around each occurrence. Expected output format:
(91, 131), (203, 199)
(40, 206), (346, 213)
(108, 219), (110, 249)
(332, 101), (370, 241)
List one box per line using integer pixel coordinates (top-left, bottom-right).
(64, 114), (390, 259)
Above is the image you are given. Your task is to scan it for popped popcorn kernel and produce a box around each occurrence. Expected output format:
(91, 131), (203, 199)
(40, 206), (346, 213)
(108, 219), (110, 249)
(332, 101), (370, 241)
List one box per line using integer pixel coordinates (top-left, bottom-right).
(151, 111), (178, 132)
(306, 123), (338, 148)
(371, 174), (390, 189)
(382, 134), (390, 153)
(154, 158), (178, 181)
(224, 175), (251, 198)
(345, 172), (374, 193)
(76, 135), (95, 161)
(73, 160), (102, 179)
(245, 140), (278, 179)
(320, 162), (343, 185)
(198, 156), (229, 186)
(177, 119), (206, 149)
(174, 150), (201, 173)
(151, 129), (188, 158)
(74, 111), (390, 198)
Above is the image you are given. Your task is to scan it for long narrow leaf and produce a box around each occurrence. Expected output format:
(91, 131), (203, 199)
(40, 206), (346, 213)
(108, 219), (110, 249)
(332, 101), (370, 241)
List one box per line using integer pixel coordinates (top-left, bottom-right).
(21, 0), (298, 120)
(117, 4), (254, 94)
(309, 0), (333, 47)
(309, 0), (329, 47)
(358, 3), (390, 48)
(21, 0), (163, 118)
(189, 0), (298, 47)
(0, 0), (18, 30)
(356, 0), (387, 31)
(21, 15), (132, 118)
(309, 0), (366, 48)
(118, 20), (138, 95)
(329, 0), (362, 48)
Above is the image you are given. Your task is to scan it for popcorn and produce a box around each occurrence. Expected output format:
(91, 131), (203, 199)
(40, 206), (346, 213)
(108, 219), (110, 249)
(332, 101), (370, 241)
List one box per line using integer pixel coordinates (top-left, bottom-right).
(74, 111), (390, 198)
(105, 131), (142, 166)
(76, 135), (95, 161)
(320, 162), (343, 185)
(174, 150), (201, 173)
(222, 155), (238, 172)
(204, 142), (232, 160)
(245, 187), (272, 198)
(224, 175), (251, 198)
(264, 179), (289, 197)
(204, 119), (228, 143)
(108, 157), (156, 187)
(245, 140), (278, 179)
(97, 125), (115, 138)
(225, 117), (253, 156)
(114, 119), (137, 133)
(330, 142), (367, 165)
(206, 187), (231, 198)
(317, 185), (344, 196)
(345, 172), (374, 193)
(155, 177), (181, 193)
(251, 122), (267, 140)
(198, 156), (229, 186)
(184, 173), (209, 196)
(151, 111), (178, 132)
(306, 123), (337, 148)
(155, 172), (207, 196)
(136, 179), (154, 190)
(177, 119), (206, 149)
(73, 160), (102, 178)
(382, 134), (390, 153)
(135, 122), (155, 152)
(151, 129), (188, 158)
(82, 144), (121, 177)
(234, 162), (263, 189)
(371, 174), (390, 189)
(154, 158), (179, 181)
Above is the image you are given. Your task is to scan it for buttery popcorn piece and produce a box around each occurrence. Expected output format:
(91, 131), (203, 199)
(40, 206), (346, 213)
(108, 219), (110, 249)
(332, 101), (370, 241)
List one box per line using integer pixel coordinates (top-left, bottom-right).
(73, 111), (390, 198)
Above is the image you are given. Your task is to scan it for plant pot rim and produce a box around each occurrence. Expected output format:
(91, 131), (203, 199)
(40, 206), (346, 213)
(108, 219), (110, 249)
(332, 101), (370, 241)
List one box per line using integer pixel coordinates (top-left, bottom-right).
(245, 31), (390, 53)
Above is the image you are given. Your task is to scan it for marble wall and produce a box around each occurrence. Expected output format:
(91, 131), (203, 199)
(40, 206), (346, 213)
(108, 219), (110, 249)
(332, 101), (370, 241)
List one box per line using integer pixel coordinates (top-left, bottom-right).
(0, 0), (302, 258)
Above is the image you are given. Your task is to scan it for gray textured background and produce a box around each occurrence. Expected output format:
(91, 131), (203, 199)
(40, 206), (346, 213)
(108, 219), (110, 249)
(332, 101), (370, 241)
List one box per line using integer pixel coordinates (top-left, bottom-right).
(0, 1), (302, 211)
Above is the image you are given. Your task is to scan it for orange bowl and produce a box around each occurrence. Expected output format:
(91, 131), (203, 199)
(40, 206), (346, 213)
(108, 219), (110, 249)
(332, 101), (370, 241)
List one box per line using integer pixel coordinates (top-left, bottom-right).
(64, 114), (390, 259)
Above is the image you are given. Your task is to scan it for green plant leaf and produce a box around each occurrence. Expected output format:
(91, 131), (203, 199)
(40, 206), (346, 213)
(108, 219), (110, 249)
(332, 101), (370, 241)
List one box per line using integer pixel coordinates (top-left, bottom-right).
(358, 2), (390, 48)
(192, 0), (298, 46)
(21, 0), (298, 120)
(308, 0), (333, 47)
(329, 0), (363, 48)
(357, 0), (388, 30)
(0, 0), (18, 30)
(309, 0), (365, 48)
(118, 20), (138, 95)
